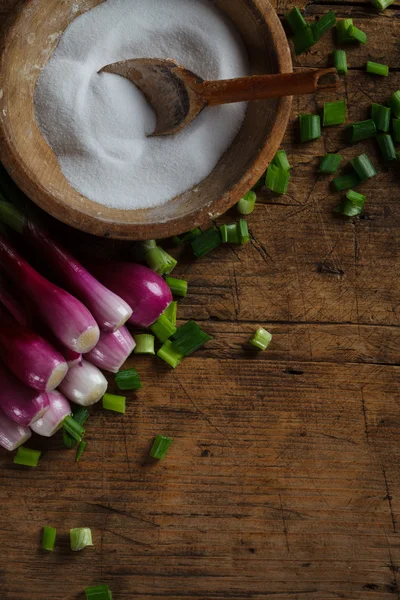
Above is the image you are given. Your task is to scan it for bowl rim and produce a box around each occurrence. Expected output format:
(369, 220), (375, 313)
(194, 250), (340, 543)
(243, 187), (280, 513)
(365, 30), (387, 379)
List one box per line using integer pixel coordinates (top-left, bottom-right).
(0, 0), (292, 240)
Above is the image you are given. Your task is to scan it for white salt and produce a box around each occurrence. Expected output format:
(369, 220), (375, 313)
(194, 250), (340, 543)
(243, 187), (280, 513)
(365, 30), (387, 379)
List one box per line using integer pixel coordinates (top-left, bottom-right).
(34, 0), (249, 210)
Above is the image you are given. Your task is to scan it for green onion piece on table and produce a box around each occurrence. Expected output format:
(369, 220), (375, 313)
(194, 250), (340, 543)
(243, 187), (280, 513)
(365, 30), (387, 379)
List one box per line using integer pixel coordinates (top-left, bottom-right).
(349, 119), (377, 142)
(334, 189), (366, 217)
(70, 528), (93, 552)
(336, 19), (353, 43)
(299, 114), (321, 142)
(171, 320), (213, 357)
(164, 301), (178, 327)
(157, 340), (184, 369)
(76, 441), (87, 462)
(150, 435), (173, 460)
(286, 7), (307, 34)
(377, 134), (397, 160)
(392, 119), (400, 143)
(250, 328), (273, 351)
(13, 446), (41, 467)
(63, 407), (89, 449)
(390, 91), (400, 118)
(85, 584), (113, 600)
(150, 313), (177, 342)
(134, 334), (155, 355)
(42, 526), (57, 552)
(312, 10), (336, 39)
(237, 191), (257, 215)
(191, 227), (222, 258)
(220, 220), (250, 245)
(350, 154), (377, 181)
(166, 277), (188, 297)
(63, 415), (85, 445)
(271, 150), (291, 171)
(293, 26), (315, 55)
(369, 0), (394, 10)
(115, 368), (142, 391)
(319, 154), (343, 174)
(265, 165), (290, 194)
(332, 172), (361, 191)
(347, 24), (367, 44)
(366, 61), (389, 76)
(323, 100), (346, 127)
(172, 228), (202, 247)
(371, 103), (391, 132)
(102, 393), (126, 414)
(145, 245), (177, 276)
(333, 50), (348, 75)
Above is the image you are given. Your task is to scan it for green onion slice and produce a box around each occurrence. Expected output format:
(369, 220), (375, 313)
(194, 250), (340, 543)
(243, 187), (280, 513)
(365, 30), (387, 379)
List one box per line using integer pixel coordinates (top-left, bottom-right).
(172, 228), (202, 247)
(220, 220), (249, 245)
(150, 435), (173, 460)
(377, 134), (397, 160)
(334, 189), (366, 217)
(76, 441), (87, 462)
(313, 10), (336, 39)
(70, 528), (93, 552)
(237, 191), (257, 215)
(371, 103), (391, 132)
(299, 114), (321, 142)
(332, 172), (361, 192)
(390, 91), (400, 119)
(250, 328), (273, 351)
(145, 246), (177, 276)
(271, 150), (291, 171)
(85, 585), (113, 600)
(370, 0), (394, 10)
(150, 313), (177, 343)
(265, 165), (290, 194)
(63, 414), (85, 448)
(191, 227), (222, 258)
(42, 526), (57, 552)
(157, 340), (184, 369)
(13, 446), (41, 467)
(293, 26), (315, 56)
(164, 301), (178, 327)
(63, 407), (89, 448)
(171, 320), (212, 357)
(133, 334), (155, 355)
(323, 100), (346, 127)
(115, 368), (142, 391)
(319, 154), (343, 174)
(366, 61), (389, 76)
(347, 24), (367, 44)
(286, 7), (307, 34)
(336, 19), (353, 43)
(333, 50), (348, 75)
(102, 393), (126, 414)
(349, 119), (377, 142)
(350, 154), (377, 181)
(165, 276), (188, 297)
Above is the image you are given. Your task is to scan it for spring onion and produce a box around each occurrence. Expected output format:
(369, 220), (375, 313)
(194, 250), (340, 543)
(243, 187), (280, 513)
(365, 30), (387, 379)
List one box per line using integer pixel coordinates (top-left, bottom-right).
(336, 19), (353, 43)
(171, 320), (212, 357)
(237, 191), (257, 215)
(63, 415), (85, 444)
(371, 103), (391, 132)
(150, 435), (173, 459)
(102, 393), (126, 414)
(0, 409), (31, 451)
(286, 7), (307, 34)
(42, 526), (57, 552)
(220, 221), (250, 245)
(157, 340), (184, 369)
(334, 189), (366, 216)
(133, 334), (155, 355)
(70, 528), (93, 552)
(86, 325), (135, 374)
(366, 61), (389, 76)
(323, 100), (346, 127)
(271, 150), (291, 171)
(172, 229), (202, 247)
(59, 360), (108, 407)
(332, 172), (361, 191)
(62, 406), (89, 448)
(85, 584), (112, 600)
(164, 300), (178, 327)
(166, 277), (188, 297)
(390, 91), (400, 118)
(333, 50), (348, 75)
(293, 26), (315, 55)
(31, 391), (71, 438)
(115, 369), (142, 391)
(377, 133), (397, 160)
(13, 446), (41, 467)
(151, 313), (177, 343)
(265, 165), (290, 194)
(392, 119), (400, 143)
(0, 363), (49, 426)
(370, 0), (394, 10)
(76, 440), (87, 462)
(299, 114), (321, 142)
(349, 119), (377, 142)
(191, 227), (222, 258)
(312, 10), (336, 40)
(350, 154), (377, 181)
(144, 244), (177, 276)
(250, 328), (273, 351)
(347, 24), (367, 44)
(319, 154), (343, 174)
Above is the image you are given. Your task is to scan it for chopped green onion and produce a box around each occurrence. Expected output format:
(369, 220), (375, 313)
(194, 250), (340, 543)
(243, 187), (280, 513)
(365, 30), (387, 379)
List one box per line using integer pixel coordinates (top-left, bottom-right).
(293, 26), (315, 55)
(377, 133), (397, 160)
(271, 150), (291, 171)
(115, 368), (142, 391)
(70, 528), (93, 552)
(312, 10), (336, 39)
(150, 313), (177, 342)
(164, 301), (178, 327)
(334, 189), (366, 217)
(319, 154), (343, 174)
(85, 585), (112, 600)
(350, 154), (377, 181)
(145, 246), (177, 276)
(323, 100), (346, 127)
(239, 220), (250, 244)
(265, 165), (290, 194)
(171, 320), (212, 357)
(333, 50), (348, 75)
(369, 0), (394, 10)
(390, 91), (400, 119)
(336, 19), (353, 43)
(172, 228), (202, 247)
(332, 172), (361, 191)
(299, 114), (321, 142)
(366, 61), (389, 76)
(150, 435), (173, 460)
(349, 119), (377, 142)
(102, 393), (126, 414)
(13, 446), (41, 467)
(165, 277), (188, 297)
(157, 340), (184, 369)
(392, 119), (400, 143)
(286, 7), (307, 34)
(63, 414), (85, 445)
(76, 441), (87, 462)
(191, 227), (222, 258)
(63, 407), (89, 448)
(220, 220), (249, 245)
(250, 328), (273, 351)
(42, 526), (57, 552)
(237, 191), (257, 215)
(347, 24), (367, 44)
(133, 334), (155, 355)
(371, 103), (391, 132)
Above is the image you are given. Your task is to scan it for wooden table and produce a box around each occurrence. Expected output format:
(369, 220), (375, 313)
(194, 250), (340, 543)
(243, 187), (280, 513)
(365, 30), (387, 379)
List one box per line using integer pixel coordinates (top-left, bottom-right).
(1, 1), (400, 598)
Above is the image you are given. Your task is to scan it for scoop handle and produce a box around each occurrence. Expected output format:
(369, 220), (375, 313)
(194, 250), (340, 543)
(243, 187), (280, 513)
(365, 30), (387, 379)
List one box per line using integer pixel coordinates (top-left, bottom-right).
(199, 68), (338, 106)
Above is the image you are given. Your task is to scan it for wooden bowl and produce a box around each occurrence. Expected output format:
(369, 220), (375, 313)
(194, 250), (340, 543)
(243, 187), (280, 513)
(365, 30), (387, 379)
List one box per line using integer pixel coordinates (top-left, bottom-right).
(0, 0), (292, 240)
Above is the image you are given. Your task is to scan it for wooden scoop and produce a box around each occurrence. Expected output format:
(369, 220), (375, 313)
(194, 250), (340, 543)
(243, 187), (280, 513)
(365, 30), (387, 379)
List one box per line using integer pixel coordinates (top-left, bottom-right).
(100, 59), (337, 137)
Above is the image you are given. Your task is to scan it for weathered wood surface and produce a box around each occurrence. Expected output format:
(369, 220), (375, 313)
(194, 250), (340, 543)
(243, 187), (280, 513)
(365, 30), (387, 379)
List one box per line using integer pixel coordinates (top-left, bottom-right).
(1, 1), (400, 599)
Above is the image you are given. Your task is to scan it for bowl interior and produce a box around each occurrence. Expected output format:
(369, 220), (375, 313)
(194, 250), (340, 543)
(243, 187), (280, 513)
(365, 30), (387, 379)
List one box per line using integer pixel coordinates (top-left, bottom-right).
(0, 0), (292, 239)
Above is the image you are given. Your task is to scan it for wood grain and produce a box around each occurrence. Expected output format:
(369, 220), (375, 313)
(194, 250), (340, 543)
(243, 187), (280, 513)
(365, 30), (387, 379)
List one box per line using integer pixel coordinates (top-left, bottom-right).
(1, 0), (400, 599)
